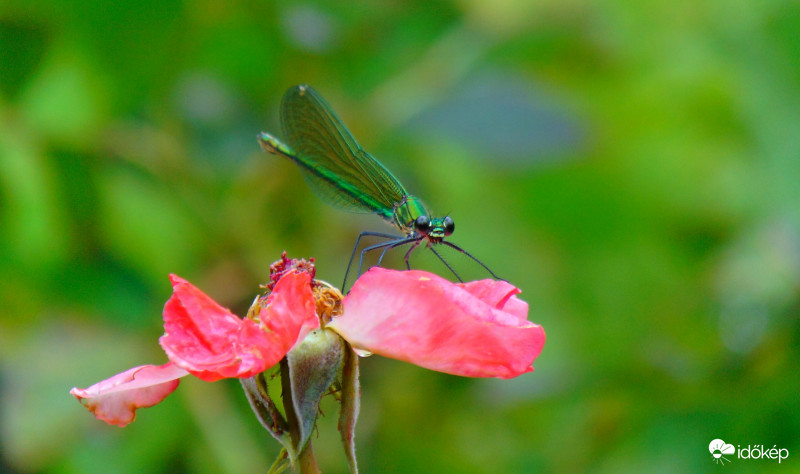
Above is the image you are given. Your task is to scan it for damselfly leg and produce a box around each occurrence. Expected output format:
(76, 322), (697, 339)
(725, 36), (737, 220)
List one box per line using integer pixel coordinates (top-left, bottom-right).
(343, 231), (403, 291)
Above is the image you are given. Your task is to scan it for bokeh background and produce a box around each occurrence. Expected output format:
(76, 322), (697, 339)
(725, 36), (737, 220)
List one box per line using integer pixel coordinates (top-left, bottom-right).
(2, 0), (799, 472)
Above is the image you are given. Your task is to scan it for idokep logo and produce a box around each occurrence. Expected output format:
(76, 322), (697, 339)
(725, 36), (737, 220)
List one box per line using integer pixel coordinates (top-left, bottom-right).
(709, 438), (790, 465)
(709, 439), (735, 465)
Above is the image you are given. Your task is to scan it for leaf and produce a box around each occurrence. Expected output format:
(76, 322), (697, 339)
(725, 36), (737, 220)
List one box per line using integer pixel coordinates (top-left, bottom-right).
(338, 342), (360, 473)
(240, 374), (292, 455)
(286, 329), (344, 453)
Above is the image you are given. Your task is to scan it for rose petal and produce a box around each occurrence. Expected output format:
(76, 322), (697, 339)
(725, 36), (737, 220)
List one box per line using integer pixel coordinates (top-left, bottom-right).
(457, 279), (529, 322)
(258, 269), (319, 354)
(70, 363), (187, 427)
(330, 268), (546, 379)
(159, 272), (318, 382)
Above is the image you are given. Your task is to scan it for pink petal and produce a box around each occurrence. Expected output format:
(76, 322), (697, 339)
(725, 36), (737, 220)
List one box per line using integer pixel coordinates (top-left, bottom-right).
(258, 269), (320, 354)
(330, 268), (546, 379)
(159, 272), (318, 382)
(70, 363), (187, 427)
(457, 279), (529, 322)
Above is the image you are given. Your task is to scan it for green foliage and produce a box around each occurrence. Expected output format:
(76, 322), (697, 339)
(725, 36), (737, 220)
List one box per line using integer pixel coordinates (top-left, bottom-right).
(1, 0), (798, 472)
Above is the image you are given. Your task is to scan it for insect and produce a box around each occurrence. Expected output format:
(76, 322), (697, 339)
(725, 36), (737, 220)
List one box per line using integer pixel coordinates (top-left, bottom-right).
(258, 85), (499, 290)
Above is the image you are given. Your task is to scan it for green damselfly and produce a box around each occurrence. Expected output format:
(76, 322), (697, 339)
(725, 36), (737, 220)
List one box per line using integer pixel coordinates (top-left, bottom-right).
(258, 85), (499, 290)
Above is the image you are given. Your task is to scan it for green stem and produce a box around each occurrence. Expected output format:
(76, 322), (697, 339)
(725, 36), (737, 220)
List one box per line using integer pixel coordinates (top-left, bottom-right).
(280, 358), (320, 474)
(297, 442), (320, 474)
(267, 448), (289, 474)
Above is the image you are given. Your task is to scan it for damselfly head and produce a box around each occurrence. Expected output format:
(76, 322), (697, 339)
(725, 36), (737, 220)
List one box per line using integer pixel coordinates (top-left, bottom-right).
(417, 215), (455, 241)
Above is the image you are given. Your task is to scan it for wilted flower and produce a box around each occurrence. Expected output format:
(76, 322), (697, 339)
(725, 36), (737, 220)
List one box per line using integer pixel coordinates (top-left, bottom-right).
(71, 254), (545, 472)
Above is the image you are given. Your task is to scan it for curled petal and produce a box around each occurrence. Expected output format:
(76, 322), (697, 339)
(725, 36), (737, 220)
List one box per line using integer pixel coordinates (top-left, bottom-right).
(456, 279), (529, 321)
(159, 274), (272, 381)
(331, 268), (545, 379)
(159, 272), (318, 382)
(70, 363), (187, 427)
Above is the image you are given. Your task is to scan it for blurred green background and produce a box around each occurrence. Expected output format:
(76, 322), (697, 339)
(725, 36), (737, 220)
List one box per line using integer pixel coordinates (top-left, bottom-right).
(1, 0), (799, 472)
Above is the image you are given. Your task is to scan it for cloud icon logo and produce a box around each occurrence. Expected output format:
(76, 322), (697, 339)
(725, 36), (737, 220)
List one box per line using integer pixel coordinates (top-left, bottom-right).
(709, 439), (735, 464)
